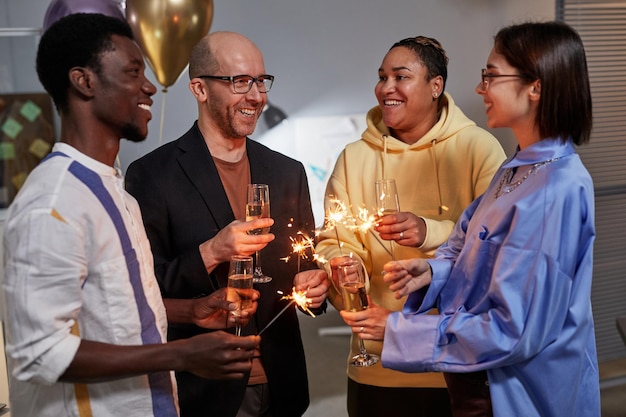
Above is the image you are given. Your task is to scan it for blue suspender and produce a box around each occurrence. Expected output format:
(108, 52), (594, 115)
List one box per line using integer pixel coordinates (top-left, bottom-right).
(47, 152), (177, 416)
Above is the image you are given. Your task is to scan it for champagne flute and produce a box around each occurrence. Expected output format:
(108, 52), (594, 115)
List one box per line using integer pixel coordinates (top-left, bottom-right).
(246, 184), (272, 283)
(375, 179), (400, 259)
(338, 259), (380, 367)
(227, 255), (254, 336)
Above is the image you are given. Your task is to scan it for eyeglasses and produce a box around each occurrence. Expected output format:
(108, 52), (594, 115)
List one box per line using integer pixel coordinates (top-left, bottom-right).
(480, 68), (531, 89)
(198, 74), (274, 94)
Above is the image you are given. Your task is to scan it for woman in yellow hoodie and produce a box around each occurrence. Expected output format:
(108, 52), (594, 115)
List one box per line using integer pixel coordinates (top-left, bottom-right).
(315, 36), (506, 417)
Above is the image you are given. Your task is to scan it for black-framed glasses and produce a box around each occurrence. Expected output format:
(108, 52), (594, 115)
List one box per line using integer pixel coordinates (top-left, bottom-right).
(480, 68), (531, 89)
(198, 74), (274, 94)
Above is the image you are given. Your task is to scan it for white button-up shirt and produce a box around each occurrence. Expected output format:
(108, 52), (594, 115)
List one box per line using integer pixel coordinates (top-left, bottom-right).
(2, 143), (177, 416)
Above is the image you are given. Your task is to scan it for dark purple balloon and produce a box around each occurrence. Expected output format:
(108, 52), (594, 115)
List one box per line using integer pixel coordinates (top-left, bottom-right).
(43, 0), (126, 32)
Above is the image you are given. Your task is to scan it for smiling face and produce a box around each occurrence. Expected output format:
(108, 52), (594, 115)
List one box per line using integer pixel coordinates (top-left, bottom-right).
(374, 46), (442, 144)
(476, 48), (539, 144)
(93, 35), (156, 143)
(201, 34), (268, 141)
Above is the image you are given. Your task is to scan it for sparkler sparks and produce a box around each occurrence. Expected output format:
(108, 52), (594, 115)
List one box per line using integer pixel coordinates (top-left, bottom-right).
(322, 197), (353, 256)
(349, 207), (377, 234)
(322, 198), (394, 259)
(347, 207), (394, 258)
(325, 197), (350, 228)
(280, 287), (316, 317)
(258, 288), (315, 335)
(290, 232), (315, 272)
(281, 231), (326, 271)
(270, 224), (328, 335)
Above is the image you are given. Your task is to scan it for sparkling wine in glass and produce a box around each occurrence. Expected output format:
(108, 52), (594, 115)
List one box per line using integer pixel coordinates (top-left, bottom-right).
(246, 184), (272, 283)
(227, 255), (254, 336)
(338, 259), (379, 367)
(375, 179), (400, 259)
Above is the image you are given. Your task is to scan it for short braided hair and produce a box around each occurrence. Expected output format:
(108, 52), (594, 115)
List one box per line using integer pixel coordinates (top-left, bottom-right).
(390, 36), (448, 90)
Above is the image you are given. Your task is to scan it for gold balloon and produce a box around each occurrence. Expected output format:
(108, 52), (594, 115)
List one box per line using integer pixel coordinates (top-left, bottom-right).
(126, 0), (214, 90)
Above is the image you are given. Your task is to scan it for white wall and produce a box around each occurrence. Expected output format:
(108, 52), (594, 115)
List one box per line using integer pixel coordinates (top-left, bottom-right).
(1, 0), (554, 167)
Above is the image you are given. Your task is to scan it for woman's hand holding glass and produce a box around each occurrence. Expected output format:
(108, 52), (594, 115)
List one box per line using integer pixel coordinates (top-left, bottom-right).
(328, 255), (356, 310)
(337, 259), (380, 367)
(375, 211), (427, 248)
(339, 301), (391, 342)
(374, 177), (430, 248)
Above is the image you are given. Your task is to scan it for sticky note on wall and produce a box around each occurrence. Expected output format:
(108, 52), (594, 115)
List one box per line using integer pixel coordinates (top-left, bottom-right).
(12, 172), (28, 190)
(20, 100), (42, 122)
(0, 142), (15, 160)
(1, 117), (23, 139)
(29, 138), (52, 159)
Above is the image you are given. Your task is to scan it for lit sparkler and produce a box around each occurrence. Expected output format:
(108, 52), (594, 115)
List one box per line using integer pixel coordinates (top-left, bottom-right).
(281, 287), (316, 317)
(347, 207), (394, 258)
(291, 232), (315, 272)
(258, 288), (315, 335)
(323, 197), (352, 256)
(281, 231), (327, 271)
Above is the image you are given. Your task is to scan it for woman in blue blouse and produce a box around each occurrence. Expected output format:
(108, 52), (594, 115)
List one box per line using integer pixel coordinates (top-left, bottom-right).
(343, 21), (600, 417)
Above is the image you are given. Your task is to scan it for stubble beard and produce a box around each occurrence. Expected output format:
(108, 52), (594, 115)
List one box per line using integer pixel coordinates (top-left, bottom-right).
(122, 123), (147, 143)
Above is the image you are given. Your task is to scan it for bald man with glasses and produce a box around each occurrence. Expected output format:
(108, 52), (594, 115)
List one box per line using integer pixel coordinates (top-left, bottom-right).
(125, 31), (329, 417)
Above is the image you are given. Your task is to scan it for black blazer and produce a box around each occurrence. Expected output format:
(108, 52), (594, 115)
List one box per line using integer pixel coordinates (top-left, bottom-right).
(126, 122), (317, 417)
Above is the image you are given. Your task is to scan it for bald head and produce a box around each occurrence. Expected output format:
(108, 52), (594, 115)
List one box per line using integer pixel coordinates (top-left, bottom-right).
(188, 31), (264, 79)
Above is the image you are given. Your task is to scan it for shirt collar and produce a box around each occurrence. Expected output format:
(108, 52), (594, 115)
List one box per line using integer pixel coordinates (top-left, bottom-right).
(53, 142), (120, 178)
(502, 137), (576, 169)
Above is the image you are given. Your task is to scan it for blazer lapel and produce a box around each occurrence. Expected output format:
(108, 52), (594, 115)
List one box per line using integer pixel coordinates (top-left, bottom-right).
(247, 138), (273, 184)
(177, 124), (235, 230)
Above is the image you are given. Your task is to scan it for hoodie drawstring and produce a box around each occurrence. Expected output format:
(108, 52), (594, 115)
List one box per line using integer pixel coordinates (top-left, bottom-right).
(382, 135), (388, 180)
(429, 138), (449, 215)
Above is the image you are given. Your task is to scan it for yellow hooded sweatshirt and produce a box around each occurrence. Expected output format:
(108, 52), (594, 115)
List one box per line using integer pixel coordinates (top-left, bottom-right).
(316, 92), (506, 388)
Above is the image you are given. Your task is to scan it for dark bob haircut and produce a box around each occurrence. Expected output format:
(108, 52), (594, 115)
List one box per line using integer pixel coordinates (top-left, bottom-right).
(494, 21), (592, 145)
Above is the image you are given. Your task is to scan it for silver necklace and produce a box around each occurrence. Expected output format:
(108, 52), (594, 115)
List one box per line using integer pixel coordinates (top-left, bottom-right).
(494, 157), (562, 199)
